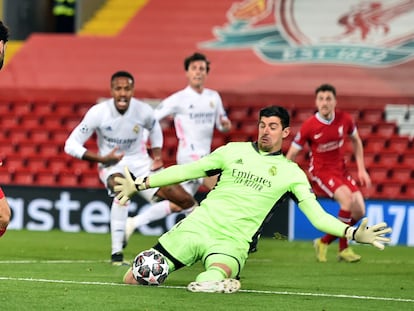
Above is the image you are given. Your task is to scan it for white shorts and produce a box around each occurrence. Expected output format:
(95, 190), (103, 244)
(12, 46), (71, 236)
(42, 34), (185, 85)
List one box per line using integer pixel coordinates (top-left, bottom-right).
(98, 155), (159, 201)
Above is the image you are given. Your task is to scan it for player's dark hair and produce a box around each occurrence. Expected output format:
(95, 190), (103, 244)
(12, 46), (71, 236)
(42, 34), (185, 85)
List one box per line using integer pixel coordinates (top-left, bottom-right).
(0, 21), (9, 43)
(111, 71), (135, 85)
(315, 83), (336, 97)
(184, 52), (210, 73)
(259, 106), (290, 129)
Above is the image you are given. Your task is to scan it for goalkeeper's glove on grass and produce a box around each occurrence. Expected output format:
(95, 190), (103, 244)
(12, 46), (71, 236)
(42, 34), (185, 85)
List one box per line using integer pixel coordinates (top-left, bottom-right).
(114, 166), (149, 205)
(345, 218), (392, 250)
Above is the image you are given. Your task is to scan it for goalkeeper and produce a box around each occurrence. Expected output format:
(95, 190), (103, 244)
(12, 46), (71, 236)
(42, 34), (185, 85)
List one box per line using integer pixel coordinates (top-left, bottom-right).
(115, 105), (392, 293)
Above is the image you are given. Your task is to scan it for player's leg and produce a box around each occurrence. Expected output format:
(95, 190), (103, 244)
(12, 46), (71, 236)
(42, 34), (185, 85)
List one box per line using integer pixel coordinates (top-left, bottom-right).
(0, 189), (11, 237)
(106, 173), (131, 265)
(187, 253), (242, 293)
(156, 183), (198, 210)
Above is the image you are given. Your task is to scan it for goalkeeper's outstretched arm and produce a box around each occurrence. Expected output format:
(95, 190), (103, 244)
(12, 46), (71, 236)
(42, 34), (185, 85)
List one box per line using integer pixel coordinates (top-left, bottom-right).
(298, 198), (392, 250)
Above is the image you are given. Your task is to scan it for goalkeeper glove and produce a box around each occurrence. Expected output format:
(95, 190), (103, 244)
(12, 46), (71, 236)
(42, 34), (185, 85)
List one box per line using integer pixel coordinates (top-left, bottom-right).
(344, 218), (392, 250)
(114, 166), (149, 205)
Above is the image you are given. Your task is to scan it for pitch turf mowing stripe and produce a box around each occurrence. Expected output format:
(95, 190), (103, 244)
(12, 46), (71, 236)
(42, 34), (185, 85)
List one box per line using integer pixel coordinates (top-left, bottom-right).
(0, 276), (413, 303)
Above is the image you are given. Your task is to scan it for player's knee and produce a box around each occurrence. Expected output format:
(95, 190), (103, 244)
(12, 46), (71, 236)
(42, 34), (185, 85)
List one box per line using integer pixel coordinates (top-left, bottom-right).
(205, 254), (240, 279)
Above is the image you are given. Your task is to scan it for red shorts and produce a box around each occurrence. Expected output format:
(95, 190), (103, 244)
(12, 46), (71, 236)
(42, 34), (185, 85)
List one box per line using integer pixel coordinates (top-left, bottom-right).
(309, 170), (359, 198)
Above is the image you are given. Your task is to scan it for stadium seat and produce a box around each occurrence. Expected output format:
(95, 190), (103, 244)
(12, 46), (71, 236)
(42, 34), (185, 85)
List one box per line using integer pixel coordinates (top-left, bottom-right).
(357, 122), (374, 138)
(48, 156), (70, 173)
(3, 116), (20, 128)
(54, 103), (75, 116)
(20, 115), (42, 128)
(31, 129), (51, 143)
(38, 144), (60, 157)
(229, 106), (250, 121)
(12, 101), (32, 117)
(384, 104), (408, 123)
(376, 150), (400, 168)
(13, 169), (35, 185)
(0, 101), (11, 115)
(0, 169), (12, 183)
(368, 164), (389, 182)
(3, 158), (25, 172)
(390, 165), (412, 183)
(79, 172), (101, 188)
(293, 108), (316, 123)
(211, 135), (226, 150)
(378, 182), (403, 200)
(375, 122), (397, 138)
(26, 155), (48, 171)
(18, 142), (39, 157)
(364, 135), (387, 153)
(342, 109), (360, 121)
(240, 119), (258, 135)
(361, 108), (384, 123)
(401, 150), (414, 165)
(387, 135), (410, 152)
(31, 100), (55, 116)
(401, 181), (414, 200)
(36, 169), (57, 186)
(57, 169), (79, 186)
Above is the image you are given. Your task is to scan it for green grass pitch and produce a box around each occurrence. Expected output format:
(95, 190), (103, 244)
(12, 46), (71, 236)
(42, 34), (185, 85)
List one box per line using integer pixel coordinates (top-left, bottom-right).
(0, 230), (413, 311)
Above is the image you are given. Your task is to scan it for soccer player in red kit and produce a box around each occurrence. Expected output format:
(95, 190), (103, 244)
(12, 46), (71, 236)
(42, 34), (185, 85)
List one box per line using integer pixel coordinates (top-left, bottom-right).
(0, 20), (11, 238)
(286, 84), (371, 262)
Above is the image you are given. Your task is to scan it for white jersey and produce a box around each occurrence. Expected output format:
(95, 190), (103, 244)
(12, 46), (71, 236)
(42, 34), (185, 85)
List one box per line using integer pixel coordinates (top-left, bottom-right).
(65, 98), (163, 196)
(155, 86), (228, 164)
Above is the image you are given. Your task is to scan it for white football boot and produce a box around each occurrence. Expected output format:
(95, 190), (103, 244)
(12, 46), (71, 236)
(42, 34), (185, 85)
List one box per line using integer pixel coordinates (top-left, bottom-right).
(187, 279), (240, 293)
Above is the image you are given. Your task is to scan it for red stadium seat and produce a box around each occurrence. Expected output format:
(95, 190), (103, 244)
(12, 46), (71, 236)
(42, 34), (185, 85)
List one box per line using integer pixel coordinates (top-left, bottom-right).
(387, 135), (410, 152)
(0, 169), (12, 183)
(364, 135), (387, 153)
(57, 169), (79, 187)
(293, 108), (316, 123)
(375, 122), (397, 138)
(229, 106), (250, 121)
(32, 100), (55, 116)
(79, 172), (102, 188)
(368, 164), (389, 183)
(31, 129), (50, 143)
(48, 156), (70, 173)
(401, 150), (414, 165)
(376, 150), (400, 168)
(390, 165), (413, 183)
(20, 115), (42, 128)
(3, 158), (25, 172)
(361, 108), (384, 123)
(378, 182), (403, 200)
(18, 142), (39, 157)
(38, 144), (60, 157)
(356, 122), (374, 138)
(36, 169), (57, 186)
(26, 155), (48, 171)
(2, 115), (20, 128)
(13, 169), (35, 185)
(401, 182), (414, 200)
(12, 101), (33, 116)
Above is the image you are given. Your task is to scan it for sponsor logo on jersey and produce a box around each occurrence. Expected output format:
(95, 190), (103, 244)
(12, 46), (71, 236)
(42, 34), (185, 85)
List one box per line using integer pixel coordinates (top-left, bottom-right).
(133, 125), (140, 133)
(268, 166), (277, 176)
(200, 0), (414, 67)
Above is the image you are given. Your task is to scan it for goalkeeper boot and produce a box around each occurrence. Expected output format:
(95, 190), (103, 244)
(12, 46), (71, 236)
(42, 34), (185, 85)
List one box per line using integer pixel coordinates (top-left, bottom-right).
(338, 247), (361, 263)
(187, 279), (241, 293)
(313, 238), (328, 262)
(111, 252), (130, 266)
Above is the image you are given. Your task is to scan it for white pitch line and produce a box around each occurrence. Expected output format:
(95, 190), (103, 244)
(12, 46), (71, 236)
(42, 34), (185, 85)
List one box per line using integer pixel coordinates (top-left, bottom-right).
(0, 260), (107, 264)
(0, 276), (412, 303)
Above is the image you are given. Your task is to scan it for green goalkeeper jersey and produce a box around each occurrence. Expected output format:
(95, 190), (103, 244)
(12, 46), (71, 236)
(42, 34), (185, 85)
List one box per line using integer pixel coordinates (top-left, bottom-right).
(150, 142), (348, 242)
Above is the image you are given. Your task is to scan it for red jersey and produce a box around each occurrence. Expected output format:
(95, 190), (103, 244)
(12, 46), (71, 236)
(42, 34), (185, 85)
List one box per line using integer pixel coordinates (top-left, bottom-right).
(292, 110), (356, 175)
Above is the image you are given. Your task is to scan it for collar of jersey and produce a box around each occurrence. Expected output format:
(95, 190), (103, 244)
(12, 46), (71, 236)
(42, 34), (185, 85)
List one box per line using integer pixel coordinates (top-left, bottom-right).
(252, 142), (282, 156)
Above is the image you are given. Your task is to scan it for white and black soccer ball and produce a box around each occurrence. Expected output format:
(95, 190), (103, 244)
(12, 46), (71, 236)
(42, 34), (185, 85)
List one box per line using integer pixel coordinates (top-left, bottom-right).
(132, 250), (169, 285)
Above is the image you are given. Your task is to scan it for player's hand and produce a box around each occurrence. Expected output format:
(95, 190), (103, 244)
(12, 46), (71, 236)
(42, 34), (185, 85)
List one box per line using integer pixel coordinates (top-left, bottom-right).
(114, 167), (148, 205)
(345, 218), (392, 250)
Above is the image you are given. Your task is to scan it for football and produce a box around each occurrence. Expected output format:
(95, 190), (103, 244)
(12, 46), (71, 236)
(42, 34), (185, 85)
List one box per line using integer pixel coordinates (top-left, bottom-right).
(132, 249), (169, 285)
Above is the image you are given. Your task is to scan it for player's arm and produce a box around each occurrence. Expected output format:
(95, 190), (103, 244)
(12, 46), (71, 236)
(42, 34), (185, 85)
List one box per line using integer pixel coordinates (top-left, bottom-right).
(350, 130), (371, 187)
(215, 94), (232, 132)
(298, 197), (391, 249)
(286, 142), (301, 161)
(114, 147), (225, 204)
(147, 117), (164, 170)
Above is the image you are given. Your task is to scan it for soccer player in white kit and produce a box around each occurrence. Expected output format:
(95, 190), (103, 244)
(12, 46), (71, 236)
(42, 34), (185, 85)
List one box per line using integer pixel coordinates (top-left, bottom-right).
(65, 71), (197, 265)
(124, 53), (232, 239)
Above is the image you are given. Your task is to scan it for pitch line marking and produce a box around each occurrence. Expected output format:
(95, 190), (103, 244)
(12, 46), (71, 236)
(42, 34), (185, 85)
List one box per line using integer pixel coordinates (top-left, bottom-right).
(0, 276), (412, 303)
